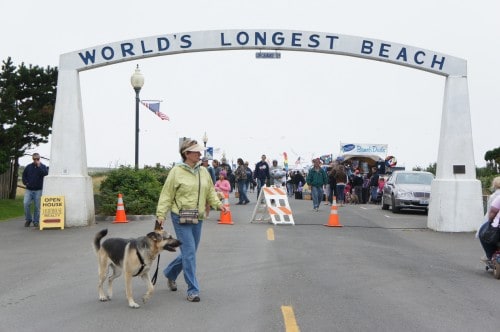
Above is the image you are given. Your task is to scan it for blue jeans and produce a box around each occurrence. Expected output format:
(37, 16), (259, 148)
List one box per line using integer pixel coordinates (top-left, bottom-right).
(311, 186), (324, 209)
(256, 178), (266, 197)
(164, 212), (203, 296)
(336, 184), (346, 203)
(24, 189), (42, 223)
(237, 180), (249, 203)
(327, 184), (337, 203)
(370, 186), (379, 201)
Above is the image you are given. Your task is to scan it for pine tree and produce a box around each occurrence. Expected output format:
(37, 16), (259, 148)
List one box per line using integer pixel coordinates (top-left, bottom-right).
(0, 57), (57, 198)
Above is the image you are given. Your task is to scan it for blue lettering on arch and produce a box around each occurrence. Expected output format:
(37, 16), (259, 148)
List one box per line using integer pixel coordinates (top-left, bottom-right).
(396, 47), (408, 62)
(220, 33), (231, 46)
(414, 51), (425, 64)
(158, 37), (170, 51)
(141, 40), (153, 54)
(101, 46), (115, 61)
(121, 43), (135, 57)
(237, 32), (250, 45)
(379, 43), (390, 58)
(291, 33), (302, 47)
(431, 55), (445, 70)
(255, 31), (267, 46)
(180, 35), (191, 49)
(78, 50), (97, 65)
(272, 32), (285, 45)
(325, 35), (339, 49)
(308, 34), (320, 48)
(360, 40), (373, 54)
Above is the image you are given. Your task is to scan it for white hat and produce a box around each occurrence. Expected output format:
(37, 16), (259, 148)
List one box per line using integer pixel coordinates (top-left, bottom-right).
(180, 140), (206, 154)
(183, 143), (205, 153)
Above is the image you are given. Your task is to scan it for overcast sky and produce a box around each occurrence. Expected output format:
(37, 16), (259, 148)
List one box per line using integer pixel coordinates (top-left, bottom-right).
(3, 0), (499, 169)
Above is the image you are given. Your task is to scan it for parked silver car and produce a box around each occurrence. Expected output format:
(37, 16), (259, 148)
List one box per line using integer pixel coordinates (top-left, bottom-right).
(381, 171), (434, 213)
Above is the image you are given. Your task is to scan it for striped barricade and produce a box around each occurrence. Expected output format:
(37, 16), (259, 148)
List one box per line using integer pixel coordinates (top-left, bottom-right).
(251, 186), (294, 225)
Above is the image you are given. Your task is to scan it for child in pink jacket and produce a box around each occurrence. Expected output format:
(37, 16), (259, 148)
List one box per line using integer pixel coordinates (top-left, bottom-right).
(215, 170), (231, 199)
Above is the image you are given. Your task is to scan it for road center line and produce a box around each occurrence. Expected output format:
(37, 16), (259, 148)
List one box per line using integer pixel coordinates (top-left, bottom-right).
(267, 228), (275, 241)
(281, 305), (300, 332)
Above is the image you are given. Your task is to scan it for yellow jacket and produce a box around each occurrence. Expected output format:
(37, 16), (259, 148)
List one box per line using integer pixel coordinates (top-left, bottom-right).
(156, 163), (222, 220)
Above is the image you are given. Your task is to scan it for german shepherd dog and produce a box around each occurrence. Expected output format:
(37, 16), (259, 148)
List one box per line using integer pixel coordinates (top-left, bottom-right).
(93, 221), (181, 308)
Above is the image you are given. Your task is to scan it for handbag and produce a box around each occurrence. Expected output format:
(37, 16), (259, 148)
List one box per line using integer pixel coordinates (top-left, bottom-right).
(479, 221), (500, 244)
(179, 209), (199, 224)
(178, 171), (200, 224)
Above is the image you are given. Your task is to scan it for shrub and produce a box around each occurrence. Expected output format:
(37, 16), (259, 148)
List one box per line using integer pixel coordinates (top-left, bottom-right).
(97, 166), (170, 215)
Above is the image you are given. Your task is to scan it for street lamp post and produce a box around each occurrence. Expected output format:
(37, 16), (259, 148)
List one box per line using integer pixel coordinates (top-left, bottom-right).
(202, 132), (208, 157)
(130, 65), (144, 170)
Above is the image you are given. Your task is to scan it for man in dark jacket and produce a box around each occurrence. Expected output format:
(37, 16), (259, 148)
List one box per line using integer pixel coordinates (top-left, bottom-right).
(22, 153), (48, 227)
(253, 154), (270, 197)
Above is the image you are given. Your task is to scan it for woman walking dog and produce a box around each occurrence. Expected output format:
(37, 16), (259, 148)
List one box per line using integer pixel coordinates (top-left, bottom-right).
(156, 139), (227, 302)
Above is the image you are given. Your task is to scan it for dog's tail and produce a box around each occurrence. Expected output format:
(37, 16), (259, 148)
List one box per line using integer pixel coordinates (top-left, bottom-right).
(93, 229), (108, 252)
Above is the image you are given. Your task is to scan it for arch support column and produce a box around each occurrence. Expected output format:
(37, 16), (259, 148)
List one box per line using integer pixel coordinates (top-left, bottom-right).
(42, 69), (95, 227)
(427, 76), (483, 232)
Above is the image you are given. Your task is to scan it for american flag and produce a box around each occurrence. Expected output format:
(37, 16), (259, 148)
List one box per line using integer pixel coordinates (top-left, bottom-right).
(140, 101), (169, 121)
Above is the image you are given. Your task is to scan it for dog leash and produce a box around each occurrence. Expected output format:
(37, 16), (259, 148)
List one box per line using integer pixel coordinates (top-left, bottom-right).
(151, 255), (160, 285)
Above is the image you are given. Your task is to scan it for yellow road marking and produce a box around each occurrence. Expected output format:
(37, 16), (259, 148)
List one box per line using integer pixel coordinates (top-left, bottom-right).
(267, 227), (275, 241)
(281, 305), (300, 332)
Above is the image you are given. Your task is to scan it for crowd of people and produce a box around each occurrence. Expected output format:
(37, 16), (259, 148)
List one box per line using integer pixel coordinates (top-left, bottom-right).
(199, 154), (387, 211)
(299, 159), (386, 210)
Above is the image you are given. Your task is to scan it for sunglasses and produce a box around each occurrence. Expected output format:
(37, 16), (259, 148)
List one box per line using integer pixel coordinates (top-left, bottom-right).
(33, 158), (40, 161)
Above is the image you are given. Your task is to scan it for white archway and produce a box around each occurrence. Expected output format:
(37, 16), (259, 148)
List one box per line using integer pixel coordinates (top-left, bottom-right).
(44, 29), (483, 231)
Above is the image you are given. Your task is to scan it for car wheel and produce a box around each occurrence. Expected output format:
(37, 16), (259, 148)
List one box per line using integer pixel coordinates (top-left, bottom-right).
(391, 195), (400, 213)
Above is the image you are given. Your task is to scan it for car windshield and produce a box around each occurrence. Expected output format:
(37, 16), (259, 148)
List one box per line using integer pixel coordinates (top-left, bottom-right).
(395, 173), (433, 185)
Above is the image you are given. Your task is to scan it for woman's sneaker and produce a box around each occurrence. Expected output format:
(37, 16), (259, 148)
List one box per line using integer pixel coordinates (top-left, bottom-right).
(167, 279), (177, 291)
(187, 294), (200, 302)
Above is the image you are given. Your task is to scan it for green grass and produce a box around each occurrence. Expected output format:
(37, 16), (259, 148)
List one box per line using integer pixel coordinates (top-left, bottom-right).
(0, 197), (24, 221)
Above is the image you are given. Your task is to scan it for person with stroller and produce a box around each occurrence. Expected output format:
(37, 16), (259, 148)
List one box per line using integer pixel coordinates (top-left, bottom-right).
(478, 177), (500, 264)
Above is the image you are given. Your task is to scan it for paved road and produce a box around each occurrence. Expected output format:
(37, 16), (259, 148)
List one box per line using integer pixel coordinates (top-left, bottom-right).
(1, 194), (499, 332)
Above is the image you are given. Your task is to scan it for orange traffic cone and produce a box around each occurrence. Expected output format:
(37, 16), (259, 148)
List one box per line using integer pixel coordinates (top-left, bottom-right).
(113, 193), (128, 223)
(324, 197), (342, 227)
(218, 193), (234, 225)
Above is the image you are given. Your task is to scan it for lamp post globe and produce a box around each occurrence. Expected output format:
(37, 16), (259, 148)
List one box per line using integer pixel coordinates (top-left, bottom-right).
(130, 65), (144, 170)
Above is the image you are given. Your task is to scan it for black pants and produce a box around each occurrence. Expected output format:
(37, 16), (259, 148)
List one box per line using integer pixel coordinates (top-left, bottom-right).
(327, 184), (337, 203)
(479, 221), (500, 259)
